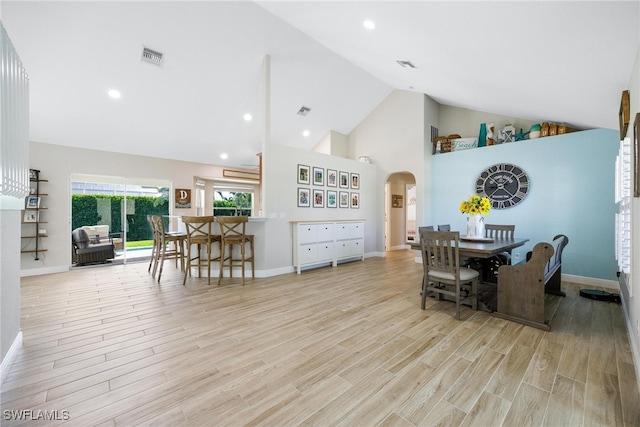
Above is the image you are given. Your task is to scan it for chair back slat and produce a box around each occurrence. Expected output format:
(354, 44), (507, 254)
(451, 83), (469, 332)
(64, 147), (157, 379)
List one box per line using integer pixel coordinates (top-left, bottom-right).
(218, 216), (248, 239)
(182, 216), (216, 243)
(485, 224), (515, 239)
(420, 229), (461, 277)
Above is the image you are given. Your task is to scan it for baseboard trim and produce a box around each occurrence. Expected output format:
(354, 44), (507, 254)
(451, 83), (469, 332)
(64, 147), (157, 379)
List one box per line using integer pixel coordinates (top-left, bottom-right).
(561, 274), (619, 290)
(1, 331), (22, 385)
(620, 297), (640, 397)
(21, 266), (68, 277)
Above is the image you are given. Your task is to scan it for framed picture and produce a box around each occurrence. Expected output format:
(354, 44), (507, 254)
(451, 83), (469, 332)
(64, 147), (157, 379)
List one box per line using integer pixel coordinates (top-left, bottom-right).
(350, 173), (360, 189)
(339, 191), (349, 208)
(327, 169), (337, 187)
(327, 190), (337, 208)
(297, 164), (310, 185)
(350, 192), (360, 209)
(392, 194), (403, 208)
(339, 171), (349, 188)
(23, 211), (38, 223)
(313, 167), (324, 186)
(25, 196), (40, 209)
(620, 90), (630, 140)
(297, 188), (310, 207)
(634, 113), (640, 197)
(313, 189), (324, 208)
(175, 189), (191, 208)
(29, 169), (38, 181)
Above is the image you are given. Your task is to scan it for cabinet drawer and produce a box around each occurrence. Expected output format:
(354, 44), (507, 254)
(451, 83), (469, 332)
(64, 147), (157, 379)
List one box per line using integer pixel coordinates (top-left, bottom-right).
(335, 222), (364, 240)
(337, 239), (363, 259)
(297, 224), (317, 244)
(298, 244), (317, 265)
(317, 242), (335, 261)
(316, 223), (334, 242)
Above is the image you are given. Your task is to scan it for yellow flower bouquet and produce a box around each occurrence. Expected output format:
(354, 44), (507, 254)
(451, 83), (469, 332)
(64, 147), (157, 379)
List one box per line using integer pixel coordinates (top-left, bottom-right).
(459, 195), (491, 215)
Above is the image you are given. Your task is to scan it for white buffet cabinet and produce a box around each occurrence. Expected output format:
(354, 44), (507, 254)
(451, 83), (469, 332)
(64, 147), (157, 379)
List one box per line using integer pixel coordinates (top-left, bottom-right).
(292, 220), (365, 274)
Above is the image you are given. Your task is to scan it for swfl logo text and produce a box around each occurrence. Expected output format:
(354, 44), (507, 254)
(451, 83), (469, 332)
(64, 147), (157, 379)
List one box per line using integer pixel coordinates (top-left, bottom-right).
(3, 409), (70, 421)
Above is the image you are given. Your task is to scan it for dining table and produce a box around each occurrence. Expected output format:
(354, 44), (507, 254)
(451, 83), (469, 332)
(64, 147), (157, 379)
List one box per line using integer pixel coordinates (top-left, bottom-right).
(412, 235), (530, 312)
(410, 236), (529, 259)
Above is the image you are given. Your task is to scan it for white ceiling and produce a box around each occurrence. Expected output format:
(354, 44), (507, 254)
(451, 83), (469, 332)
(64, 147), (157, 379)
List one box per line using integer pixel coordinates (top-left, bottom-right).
(2, 1), (638, 170)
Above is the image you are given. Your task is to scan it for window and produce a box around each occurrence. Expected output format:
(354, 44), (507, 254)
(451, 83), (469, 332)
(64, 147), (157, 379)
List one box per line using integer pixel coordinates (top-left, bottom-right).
(615, 137), (631, 295)
(213, 181), (255, 217)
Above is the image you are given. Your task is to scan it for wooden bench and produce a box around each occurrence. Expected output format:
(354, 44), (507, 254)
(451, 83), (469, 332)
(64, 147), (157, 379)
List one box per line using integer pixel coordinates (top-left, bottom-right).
(493, 234), (569, 331)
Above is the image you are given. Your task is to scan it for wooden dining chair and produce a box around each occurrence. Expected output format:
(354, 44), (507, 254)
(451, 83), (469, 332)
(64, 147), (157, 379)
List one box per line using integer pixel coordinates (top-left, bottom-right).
(437, 224), (451, 231)
(479, 224), (516, 283)
(417, 226), (434, 289)
(151, 215), (185, 282)
(181, 216), (221, 285)
(419, 229), (479, 320)
(217, 216), (254, 285)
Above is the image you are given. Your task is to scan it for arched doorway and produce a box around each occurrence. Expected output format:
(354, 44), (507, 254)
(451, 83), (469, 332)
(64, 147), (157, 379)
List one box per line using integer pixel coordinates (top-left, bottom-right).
(385, 172), (417, 252)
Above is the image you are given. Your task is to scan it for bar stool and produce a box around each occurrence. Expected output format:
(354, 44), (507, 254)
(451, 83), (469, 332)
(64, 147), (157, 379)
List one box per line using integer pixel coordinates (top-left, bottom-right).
(151, 215), (186, 282)
(217, 216), (254, 285)
(182, 216), (221, 285)
(147, 214), (158, 275)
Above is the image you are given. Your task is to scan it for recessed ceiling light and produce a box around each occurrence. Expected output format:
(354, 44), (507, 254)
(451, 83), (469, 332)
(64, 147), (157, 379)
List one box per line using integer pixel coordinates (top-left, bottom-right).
(243, 113), (253, 121)
(107, 89), (121, 99)
(363, 20), (375, 30)
(302, 130), (310, 137)
(220, 153), (228, 160)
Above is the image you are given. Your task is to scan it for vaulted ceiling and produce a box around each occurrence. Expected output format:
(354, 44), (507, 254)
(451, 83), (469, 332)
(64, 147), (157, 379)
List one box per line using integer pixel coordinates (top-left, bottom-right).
(2, 1), (638, 170)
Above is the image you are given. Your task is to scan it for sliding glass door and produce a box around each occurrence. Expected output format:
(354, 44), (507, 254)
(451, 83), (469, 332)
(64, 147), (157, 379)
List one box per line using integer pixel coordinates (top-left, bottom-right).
(71, 174), (171, 265)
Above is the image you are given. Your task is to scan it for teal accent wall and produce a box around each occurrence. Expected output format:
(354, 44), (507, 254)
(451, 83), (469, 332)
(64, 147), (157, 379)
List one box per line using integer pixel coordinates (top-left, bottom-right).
(430, 128), (619, 281)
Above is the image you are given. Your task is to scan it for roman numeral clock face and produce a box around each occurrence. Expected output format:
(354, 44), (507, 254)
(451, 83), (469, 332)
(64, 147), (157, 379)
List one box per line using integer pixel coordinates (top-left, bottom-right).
(475, 163), (529, 209)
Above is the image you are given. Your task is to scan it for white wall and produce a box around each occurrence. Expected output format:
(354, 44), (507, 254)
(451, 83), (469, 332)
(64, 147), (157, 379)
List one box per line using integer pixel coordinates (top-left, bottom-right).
(438, 105), (538, 139)
(262, 142), (377, 270)
(348, 90), (427, 254)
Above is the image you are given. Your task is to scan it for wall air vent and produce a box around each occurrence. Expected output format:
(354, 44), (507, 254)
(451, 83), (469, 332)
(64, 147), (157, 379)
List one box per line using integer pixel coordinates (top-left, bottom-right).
(396, 60), (417, 69)
(141, 46), (164, 67)
(297, 106), (311, 116)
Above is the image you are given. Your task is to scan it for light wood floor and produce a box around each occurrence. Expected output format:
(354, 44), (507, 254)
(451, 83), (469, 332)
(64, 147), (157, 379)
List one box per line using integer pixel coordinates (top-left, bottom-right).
(3, 250), (640, 426)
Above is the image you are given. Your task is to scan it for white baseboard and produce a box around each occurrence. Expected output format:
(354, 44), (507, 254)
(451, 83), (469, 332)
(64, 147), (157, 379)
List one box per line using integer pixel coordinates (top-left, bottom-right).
(389, 244), (411, 251)
(620, 297), (640, 396)
(561, 274), (619, 290)
(21, 266), (68, 277)
(1, 331), (22, 385)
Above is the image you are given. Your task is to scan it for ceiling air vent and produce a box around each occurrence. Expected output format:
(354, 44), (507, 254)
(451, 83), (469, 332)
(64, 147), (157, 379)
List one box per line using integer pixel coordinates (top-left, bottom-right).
(141, 47), (164, 67)
(297, 106), (311, 116)
(396, 60), (417, 69)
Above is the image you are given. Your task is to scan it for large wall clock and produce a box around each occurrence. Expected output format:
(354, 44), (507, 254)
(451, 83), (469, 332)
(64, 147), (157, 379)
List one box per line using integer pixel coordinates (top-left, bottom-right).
(475, 163), (529, 209)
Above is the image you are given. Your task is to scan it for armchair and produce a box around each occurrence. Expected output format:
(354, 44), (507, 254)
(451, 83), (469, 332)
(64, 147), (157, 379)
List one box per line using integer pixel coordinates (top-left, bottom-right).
(72, 227), (115, 266)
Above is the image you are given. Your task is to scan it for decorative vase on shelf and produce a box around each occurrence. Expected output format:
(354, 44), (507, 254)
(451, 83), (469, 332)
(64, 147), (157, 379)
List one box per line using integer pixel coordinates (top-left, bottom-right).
(478, 123), (487, 147)
(466, 214), (485, 239)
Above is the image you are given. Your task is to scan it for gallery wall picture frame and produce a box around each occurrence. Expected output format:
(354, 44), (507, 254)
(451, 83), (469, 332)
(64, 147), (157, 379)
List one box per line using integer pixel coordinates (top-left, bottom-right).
(339, 191), (349, 208)
(298, 164), (310, 185)
(392, 194), (403, 208)
(313, 189), (324, 208)
(327, 190), (337, 208)
(620, 90), (630, 140)
(350, 192), (360, 209)
(350, 173), (360, 189)
(298, 188), (310, 207)
(327, 169), (337, 187)
(634, 112), (640, 197)
(313, 167), (324, 186)
(339, 171), (349, 188)
(25, 196), (40, 209)
(23, 211), (38, 223)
